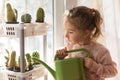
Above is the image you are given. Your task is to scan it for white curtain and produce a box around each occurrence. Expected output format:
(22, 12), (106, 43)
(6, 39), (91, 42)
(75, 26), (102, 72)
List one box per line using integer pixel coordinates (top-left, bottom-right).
(69, 0), (120, 80)
(101, 0), (120, 80)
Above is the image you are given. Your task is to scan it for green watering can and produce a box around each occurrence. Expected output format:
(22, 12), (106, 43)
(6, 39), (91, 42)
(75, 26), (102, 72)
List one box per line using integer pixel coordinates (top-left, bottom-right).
(33, 48), (91, 80)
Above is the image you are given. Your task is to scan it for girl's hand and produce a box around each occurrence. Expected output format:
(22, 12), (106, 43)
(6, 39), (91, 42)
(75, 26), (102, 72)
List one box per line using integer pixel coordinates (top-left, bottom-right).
(56, 47), (68, 59)
(84, 57), (93, 68)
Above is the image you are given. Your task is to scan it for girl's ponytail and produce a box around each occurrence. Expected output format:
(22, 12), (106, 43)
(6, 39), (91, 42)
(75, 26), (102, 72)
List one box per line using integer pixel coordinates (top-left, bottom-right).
(91, 9), (103, 40)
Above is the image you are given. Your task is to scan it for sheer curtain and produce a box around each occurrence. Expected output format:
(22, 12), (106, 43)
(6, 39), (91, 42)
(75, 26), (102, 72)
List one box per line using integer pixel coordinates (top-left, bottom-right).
(65, 0), (120, 80)
(100, 0), (120, 80)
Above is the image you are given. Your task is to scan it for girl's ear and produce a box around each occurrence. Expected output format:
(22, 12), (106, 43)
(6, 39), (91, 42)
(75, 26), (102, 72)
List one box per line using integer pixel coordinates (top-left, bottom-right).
(83, 30), (91, 39)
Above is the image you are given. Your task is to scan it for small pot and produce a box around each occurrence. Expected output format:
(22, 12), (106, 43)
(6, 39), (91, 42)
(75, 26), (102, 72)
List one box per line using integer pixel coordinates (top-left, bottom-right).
(14, 66), (20, 72)
(29, 65), (34, 71)
(6, 67), (14, 71)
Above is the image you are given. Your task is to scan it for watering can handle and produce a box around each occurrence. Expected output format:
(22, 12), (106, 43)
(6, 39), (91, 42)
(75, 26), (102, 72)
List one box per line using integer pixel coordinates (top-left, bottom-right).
(54, 48), (91, 60)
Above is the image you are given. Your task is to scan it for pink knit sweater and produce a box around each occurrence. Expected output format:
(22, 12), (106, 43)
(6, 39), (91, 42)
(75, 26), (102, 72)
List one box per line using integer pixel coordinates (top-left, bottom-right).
(66, 41), (118, 80)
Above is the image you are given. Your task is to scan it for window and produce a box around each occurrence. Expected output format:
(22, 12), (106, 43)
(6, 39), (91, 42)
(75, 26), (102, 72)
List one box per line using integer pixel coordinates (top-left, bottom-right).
(0, 0), (54, 80)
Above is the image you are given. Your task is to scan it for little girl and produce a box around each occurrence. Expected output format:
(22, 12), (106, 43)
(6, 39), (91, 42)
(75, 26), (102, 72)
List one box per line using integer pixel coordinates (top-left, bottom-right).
(56, 6), (117, 80)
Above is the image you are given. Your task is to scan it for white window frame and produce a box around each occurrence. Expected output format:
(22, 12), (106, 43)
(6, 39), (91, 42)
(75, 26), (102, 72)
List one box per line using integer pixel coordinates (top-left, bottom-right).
(53, 0), (65, 51)
(53, 0), (77, 51)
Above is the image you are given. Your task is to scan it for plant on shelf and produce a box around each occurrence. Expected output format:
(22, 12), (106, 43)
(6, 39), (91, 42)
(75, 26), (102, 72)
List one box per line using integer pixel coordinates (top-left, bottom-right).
(36, 7), (45, 22)
(5, 50), (16, 71)
(4, 49), (41, 72)
(25, 53), (33, 71)
(21, 13), (32, 23)
(4, 49), (10, 67)
(6, 2), (18, 23)
(32, 51), (40, 65)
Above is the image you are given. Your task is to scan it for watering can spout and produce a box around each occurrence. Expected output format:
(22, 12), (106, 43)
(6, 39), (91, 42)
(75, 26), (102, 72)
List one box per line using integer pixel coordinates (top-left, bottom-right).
(32, 58), (56, 79)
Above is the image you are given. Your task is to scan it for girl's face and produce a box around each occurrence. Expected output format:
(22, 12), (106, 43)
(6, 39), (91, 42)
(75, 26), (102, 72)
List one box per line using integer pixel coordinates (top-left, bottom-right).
(64, 20), (85, 44)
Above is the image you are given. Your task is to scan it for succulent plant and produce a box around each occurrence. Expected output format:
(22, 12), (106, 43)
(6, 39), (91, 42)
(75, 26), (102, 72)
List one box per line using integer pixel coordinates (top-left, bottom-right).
(13, 8), (18, 22)
(4, 49), (10, 67)
(21, 13), (32, 23)
(6, 3), (17, 23)
(26, 53), (32, 66)
(32, 51), (40, 64)
(18, 56), (27, 71)
(7, 51), (16, 68)
(36, 7), (45, 22)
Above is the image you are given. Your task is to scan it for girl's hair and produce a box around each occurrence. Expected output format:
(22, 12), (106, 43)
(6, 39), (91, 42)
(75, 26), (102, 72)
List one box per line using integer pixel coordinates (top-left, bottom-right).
(65, 6), (103, 40)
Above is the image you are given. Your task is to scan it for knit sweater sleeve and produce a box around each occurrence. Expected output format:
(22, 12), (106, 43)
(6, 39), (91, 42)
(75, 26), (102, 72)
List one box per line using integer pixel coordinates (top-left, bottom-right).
(88, 47), (118, 78)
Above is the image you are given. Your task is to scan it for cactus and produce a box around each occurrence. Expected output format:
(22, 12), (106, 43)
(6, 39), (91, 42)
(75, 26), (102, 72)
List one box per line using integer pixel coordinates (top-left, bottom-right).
(18, 56), (20, 68)
(32, 51), (40, 64)
(18, 56), (27, 71)
(36, 7), (45, 22)
(13, 8), (18, 22)
(6, 3), (17, 23)
(7, 51), (16, 67)
(25, 53), (32, 66)
(21, 13), (32, 23)
(4, 49), (10, 67)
